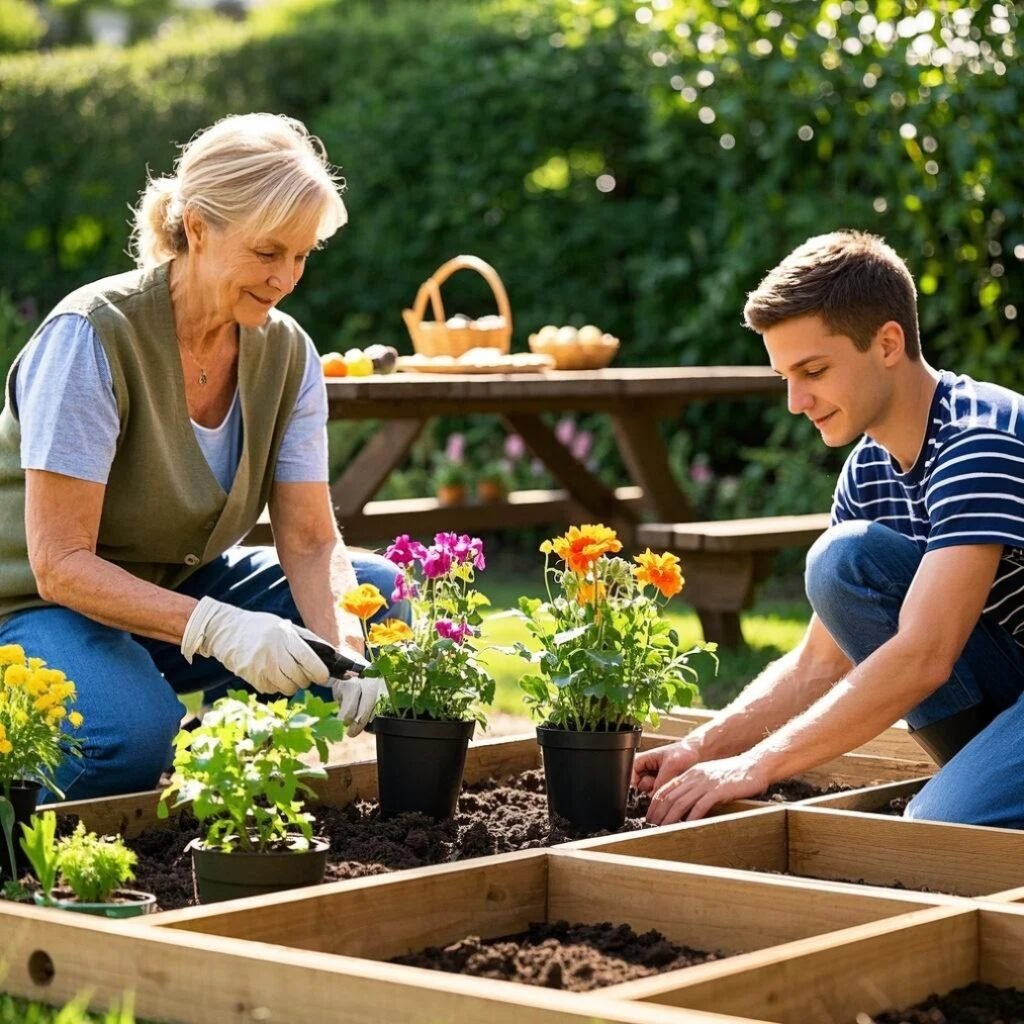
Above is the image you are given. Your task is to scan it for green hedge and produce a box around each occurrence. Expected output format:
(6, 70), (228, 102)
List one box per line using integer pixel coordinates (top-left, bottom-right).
(0, 0), (1019, 511)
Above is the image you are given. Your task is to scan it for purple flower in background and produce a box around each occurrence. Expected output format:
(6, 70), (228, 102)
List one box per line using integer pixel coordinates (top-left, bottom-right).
(452, 534), (486, 570)
(530, 458), (545, 477)
(391, 574), (420, 603)
(690, 462), (714, 485)
(445, 433), (465, 463)
(435, 618), (475, 645)
(434, 531), (459, 553)
(570, 430), (593, 462)
(555, 417), (576, 446)
(422, 546), (453, 579)
(385, 534), (427, 567)
(504, 433), (526, 461)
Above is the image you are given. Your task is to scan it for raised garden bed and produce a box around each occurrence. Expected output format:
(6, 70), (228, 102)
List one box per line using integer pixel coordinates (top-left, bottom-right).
(570, 806), (1024, 899)
(608, 903), (1024, 1024)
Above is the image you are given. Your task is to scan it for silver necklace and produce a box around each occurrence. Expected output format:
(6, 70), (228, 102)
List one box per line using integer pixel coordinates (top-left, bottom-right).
(179, 340), (208, 387)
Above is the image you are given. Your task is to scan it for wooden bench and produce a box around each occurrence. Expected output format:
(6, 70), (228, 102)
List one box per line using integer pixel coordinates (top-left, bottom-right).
(636, 513), (832, 649)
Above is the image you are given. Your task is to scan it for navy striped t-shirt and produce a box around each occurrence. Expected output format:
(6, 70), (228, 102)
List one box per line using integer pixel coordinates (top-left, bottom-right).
(833, 370), (1024, 640)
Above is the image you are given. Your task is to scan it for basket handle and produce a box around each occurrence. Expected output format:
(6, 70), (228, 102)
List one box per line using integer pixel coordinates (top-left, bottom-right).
(408, 255), (512, 332)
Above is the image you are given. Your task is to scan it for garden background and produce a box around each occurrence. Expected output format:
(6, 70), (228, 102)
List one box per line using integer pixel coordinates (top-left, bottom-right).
(0, 0), (1020, 724)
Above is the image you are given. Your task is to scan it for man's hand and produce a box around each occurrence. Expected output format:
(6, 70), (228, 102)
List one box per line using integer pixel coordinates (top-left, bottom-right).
(646, 753), (769, 825)
(632, 738), (701, 794)
(181, 598), (330, 696)
(332, 677), (385, 736)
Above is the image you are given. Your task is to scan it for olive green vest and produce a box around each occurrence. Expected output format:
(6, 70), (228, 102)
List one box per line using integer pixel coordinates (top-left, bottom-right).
(0, 262), (307, 620)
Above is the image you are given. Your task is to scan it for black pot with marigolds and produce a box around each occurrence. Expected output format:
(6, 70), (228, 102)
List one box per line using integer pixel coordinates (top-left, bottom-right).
(512, 525), (717, 832)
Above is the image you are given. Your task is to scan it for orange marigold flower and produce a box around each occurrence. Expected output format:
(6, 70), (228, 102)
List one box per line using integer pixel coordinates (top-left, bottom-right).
(633, 549), (684, 599)
(368, 619), (414, 647)
(339, 583), (388, 621)
(576, 579), (608, 605)
(551, 524), (622, 574)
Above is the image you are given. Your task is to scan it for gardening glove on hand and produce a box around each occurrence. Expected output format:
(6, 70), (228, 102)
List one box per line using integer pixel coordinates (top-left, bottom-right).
(331, 676), (386, 737)
(181, 597), (331, 697)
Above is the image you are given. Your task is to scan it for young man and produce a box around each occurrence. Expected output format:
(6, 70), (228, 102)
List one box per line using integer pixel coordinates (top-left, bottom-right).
(634, 230), (1024, 829)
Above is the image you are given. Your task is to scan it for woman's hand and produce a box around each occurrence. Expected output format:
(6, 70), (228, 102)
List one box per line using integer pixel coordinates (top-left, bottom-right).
(181, 597), (330, 696)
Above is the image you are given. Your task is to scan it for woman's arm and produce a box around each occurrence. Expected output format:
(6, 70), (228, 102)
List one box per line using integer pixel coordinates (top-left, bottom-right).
(25, 469), (197, 643)
(268, 479), (364, 653)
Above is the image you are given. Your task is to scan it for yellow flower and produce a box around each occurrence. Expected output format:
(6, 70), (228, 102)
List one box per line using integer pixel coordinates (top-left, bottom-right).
(0, 723), (6, 740)
(28, 657), (46, 671)
(367, 619), (414, 647)
(633, 549), (685, 599)
(0, 644), (25, 666)
(576, 579), (608, 605)
(47, 706), (67, 722)
(550, 524), (622, 575)
(69, 711), (84, 729)
(0, 739), (11, 755)
(4, 664), (28, 688)
(339, 583), (387, 621)
(33, 693), (58, 712)
(24, 673), (48, 697)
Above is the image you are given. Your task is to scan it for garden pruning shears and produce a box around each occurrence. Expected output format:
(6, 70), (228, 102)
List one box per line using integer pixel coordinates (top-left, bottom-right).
(304, 637), (370, 680)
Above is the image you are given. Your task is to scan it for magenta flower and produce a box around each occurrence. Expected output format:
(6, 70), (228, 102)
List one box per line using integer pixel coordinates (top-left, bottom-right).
(435, 618), (474, 645)
(445, 433), (465, 463)
(555, 417), (575, 446)
(385, 534), (427, 567)
(504, 433), (526, 461)
(421, 546), (453, 579)
(451, 534), (486, 570)
(391, 574), (420, 603)
(570, 430), (593, 462)
(690, 462), (714, 485)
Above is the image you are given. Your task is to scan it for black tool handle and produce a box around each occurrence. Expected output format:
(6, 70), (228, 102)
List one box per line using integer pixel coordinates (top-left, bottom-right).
(305, 637), (370, 678)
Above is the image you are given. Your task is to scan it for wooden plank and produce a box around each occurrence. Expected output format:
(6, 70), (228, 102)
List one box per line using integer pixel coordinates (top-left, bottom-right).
(546, 851), (952, 960)
(0, 901), (737, 1024)
(795, 752), (935, 788)
(152, 850), (549, 960)
(802, 777), (931, 812)
(606, 906), (978, 1021)
(788, 808), (1024, 897)
(979, 904), (1024, 986)
(611, 413), (694, 521)
(329, 418), (425, 517)
(637, 514), (830, 555)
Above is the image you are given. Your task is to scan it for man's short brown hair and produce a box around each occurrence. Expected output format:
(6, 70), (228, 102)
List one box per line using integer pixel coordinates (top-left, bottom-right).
(743, 230), (921, 359)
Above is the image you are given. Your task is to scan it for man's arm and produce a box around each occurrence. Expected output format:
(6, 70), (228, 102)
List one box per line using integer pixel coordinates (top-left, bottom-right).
(646, 542), (1003, 824)
(633, 613), (851, 794)
(268, 481), (363, 654)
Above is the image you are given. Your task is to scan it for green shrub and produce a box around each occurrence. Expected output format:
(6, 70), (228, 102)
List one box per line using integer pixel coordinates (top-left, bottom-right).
(0, 0), (46, 54)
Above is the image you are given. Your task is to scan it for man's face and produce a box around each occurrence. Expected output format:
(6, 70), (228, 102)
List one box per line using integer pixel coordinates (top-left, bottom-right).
(763, 314), (889, 447)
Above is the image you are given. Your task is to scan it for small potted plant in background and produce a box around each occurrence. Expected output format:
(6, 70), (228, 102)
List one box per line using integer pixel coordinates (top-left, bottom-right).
(475, 459), (512, 504)
(0, 644), (83, 883)
(342, 532), (495, 820)
(431, 459), (471, 506)
(158, 691), (345, 904)
(20, 811), (155, 918)
(512, 525), (716, 832)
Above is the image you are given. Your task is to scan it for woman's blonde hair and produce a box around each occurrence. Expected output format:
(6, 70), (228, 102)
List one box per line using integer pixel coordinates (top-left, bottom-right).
(130, 112), (347, 269)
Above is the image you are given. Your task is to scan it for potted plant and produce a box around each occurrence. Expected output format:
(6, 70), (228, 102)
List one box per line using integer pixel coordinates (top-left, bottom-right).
(431, 460), (471, 506)
(512, 525), (717, 832)
(0, 644), (83, 883)
(475, 460), (512, 504)
(342, 532), (495, 820)
(20, 812), (155, 918)
(157, 690), (345, 904)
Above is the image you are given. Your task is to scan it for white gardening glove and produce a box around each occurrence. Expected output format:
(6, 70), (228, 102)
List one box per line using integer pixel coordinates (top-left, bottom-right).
(331, 675), (386, 737)
(181, 597), (330, 697)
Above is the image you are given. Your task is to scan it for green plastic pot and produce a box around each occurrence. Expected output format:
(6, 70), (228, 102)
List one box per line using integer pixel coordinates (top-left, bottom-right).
(188, 836), (329, 905)
(34, 888), (156, 919)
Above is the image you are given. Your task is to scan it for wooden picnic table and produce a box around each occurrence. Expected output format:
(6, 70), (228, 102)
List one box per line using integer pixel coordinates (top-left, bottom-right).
(318, 366), (784, 546)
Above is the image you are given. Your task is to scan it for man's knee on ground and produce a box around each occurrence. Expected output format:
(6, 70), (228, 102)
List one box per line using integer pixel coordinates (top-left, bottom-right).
(804, 519), (896, 615)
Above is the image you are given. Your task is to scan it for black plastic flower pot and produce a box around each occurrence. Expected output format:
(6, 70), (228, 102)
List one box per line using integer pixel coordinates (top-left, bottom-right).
(368, 715), (476, 821)
(0, 779), (41, 881)
(187, 836), (329, 905)
(536, 725), (643, 833)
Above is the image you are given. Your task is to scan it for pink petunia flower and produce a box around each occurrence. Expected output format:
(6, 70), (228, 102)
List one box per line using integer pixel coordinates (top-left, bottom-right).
(385, 534), (428, 567)
(435, 618), (475, 645)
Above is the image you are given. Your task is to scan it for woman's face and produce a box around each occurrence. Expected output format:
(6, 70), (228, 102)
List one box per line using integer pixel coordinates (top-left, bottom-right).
(188, 211), (320, 327)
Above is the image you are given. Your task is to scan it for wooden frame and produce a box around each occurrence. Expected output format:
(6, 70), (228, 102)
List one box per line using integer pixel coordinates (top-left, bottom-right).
(568, 806), (1024, 899)
(601, 903), (1024, 1024)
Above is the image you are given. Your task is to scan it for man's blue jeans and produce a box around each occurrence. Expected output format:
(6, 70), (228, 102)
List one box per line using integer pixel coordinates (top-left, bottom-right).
(806, 520), (1024, 829)
(0, 546), (405, 801)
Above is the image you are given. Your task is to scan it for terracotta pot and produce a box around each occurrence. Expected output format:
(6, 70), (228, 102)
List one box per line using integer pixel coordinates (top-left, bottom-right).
(476, 480), (507, 504)
(435, 484), (468, 506)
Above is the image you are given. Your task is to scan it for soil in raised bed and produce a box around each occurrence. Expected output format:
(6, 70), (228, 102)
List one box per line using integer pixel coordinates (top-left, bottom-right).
(390, 919), (724, 992)
(754, 779), (854, 802)
(865, 981), (1024, 1023)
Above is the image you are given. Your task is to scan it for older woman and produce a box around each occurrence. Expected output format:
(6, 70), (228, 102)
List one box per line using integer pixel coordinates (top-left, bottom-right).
(0, 113), (401, 799)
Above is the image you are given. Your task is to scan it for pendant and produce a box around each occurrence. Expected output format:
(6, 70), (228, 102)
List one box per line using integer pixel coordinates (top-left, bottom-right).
(198, 370), (208, 386)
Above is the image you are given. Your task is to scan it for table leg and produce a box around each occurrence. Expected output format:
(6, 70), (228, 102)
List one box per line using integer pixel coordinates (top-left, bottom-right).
(330, 419), (426, 517)
(611, 413), (694, 522)
(503, 414), (638, 533)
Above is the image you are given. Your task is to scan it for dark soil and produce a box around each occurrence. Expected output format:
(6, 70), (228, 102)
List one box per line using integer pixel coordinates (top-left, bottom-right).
(390, 919), (723, 992)
(879, 796), (912, 816)
(866, 981), (1024, 1022)
(755, 779), (854, 802)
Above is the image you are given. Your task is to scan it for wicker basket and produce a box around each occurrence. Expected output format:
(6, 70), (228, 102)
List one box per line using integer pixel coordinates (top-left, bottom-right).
(528, 331), (620, 371)
(402, 255), (512, 358)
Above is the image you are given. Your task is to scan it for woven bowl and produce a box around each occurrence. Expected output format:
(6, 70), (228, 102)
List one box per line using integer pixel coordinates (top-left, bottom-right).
(528, 332), (619, 371)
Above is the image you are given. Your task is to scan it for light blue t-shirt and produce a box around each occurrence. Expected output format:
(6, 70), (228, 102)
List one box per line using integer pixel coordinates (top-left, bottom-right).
(15, 313), (328, 492)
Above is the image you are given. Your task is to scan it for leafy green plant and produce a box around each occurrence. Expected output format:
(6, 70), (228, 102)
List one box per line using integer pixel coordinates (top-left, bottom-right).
(157, 691), (345, 854)
(341, 534), (496, 722)
(513, 525), (716, 730)
(430, 459), (471, 491)
(18, 810), (59, 900)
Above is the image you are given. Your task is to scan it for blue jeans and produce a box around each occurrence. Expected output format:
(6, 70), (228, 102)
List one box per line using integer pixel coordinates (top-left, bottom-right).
(806, 520), (1024, 828)
(0, 546), (406, 801)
